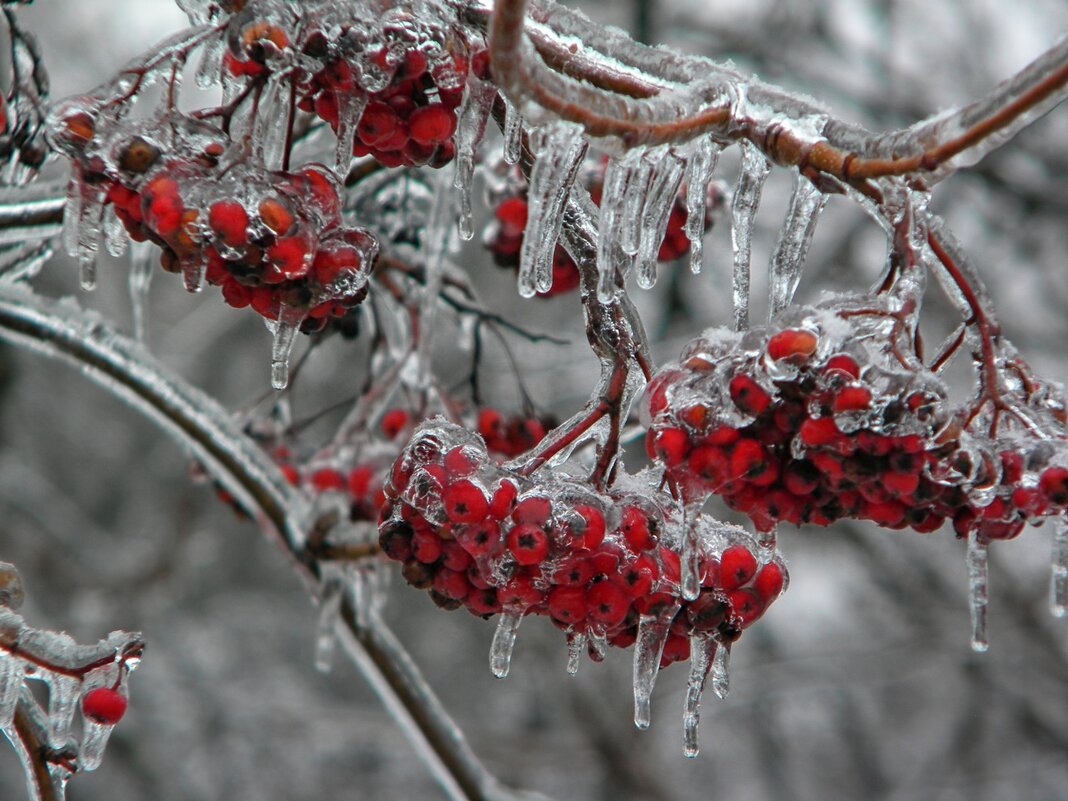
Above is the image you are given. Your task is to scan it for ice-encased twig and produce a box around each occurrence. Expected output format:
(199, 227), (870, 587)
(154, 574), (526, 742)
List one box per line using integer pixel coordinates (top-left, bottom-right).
(683, 634), (716, 758)
(767, 172), (825, 320)
(518, 122), (587, 297)
(683, 137), (720, 275)
(635, 148), (685, 289)
(967, 529), (990, 653)
(0, 285), (312, 561)
(1050, 516), (1068, 618)
(730, 141), (770, 331)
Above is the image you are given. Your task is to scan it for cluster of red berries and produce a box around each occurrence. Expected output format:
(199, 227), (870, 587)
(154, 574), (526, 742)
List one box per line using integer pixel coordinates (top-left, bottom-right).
(476, 407), (555, 460)
(484, 164), (723, 297)
(643, 304), (1068, 540)
(379, 420), (787, 667)
(48, 101), (379, 333)
(222, 2), (485, 168)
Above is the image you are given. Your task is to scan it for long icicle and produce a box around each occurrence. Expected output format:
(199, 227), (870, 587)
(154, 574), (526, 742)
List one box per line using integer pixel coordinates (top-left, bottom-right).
(730, 141), (770, 330)
(636, 148), (686, 289)
(967, 529), (990, 652)
(684, 137), (720, 275)
(767, 171), (825, 320)
(683, 634), (717, 758)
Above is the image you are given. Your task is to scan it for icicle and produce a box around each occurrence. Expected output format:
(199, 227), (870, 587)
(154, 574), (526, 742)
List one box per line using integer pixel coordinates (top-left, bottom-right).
(64, 173), (107, 291)
(621, 151), (657, 256)
(180, 252), (206, 294)
(0, 651), (20, 729)
(711, 639), (731, 698)
(596, 150), (641, 303)
(269, 306), (304, 390)
(79, 719), (115, 772)
(683, 634), (717, 758)
(636, 149), (686, 290)
(565, 630), (586, 675)
(587, 627), (608, 662)
(768, 172), (825, 320)
(517, 123), (587, 297)
(490, 613), (522, 678)
(128, 241), (154, 343)
(1051, 516), (1068, 618)
(503, 99), (523, 165)
(315, 583), (344, 673)
(102, 207), (128, 258)
(730, 141), (770, 331)
(334, 94), (366, 176)
(632, 606), (679, 729)
(967, 529), (989, 652)
(680, 509), (701, 602)
(416, 169), (458, 386)
(47, 673), (80, 747)
(684, 137), (720, 275)
(454, 80), (496, 242)
(757, 523), (777, 551)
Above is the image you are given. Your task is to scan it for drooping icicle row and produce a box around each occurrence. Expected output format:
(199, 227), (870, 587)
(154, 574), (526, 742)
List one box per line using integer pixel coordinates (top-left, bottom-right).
(517, 123), (587, 297)
(636, 149), (686, 289)
(729, 141), (771, 330)
(597, 150), (643, 303)
(684, 137), (721, 275)
(767, 172), (826, 320)
(490, 612), (522, 678)
(967, 529), (990, 652)
(683, 634), (716, 758)
(1050, 515), (1068, 618)
(632, 606), (678, 728)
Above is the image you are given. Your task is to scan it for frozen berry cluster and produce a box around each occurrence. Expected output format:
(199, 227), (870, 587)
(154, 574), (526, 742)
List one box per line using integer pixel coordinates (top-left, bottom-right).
(379, 420), (787, 667)
(484, 164), (724, 297)
(643, 302), (1068, 540)
(48, 100), (379, 333)
(477, 407), (555, 460)
(221, 1), (486, 168)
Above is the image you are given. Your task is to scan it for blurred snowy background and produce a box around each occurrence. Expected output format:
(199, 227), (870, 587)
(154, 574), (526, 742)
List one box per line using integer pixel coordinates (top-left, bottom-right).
(2, 1), (1068, 799)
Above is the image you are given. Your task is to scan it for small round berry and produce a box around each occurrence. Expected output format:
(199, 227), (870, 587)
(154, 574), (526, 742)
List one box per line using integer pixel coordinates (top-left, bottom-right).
(548, 585), (588, 625)
(82, 687), (127, 725)
(506, 523), (549, 565)
(442, 479), (489, 524)
(381, 409), (409, 439)
(753, 562), (785, 601)
(766, 329), (819, 362)
(619, 505), (657, 551)
(586, 580), (631, 628)
(409, 105), (457, 145)
(718, 544), (758, 591)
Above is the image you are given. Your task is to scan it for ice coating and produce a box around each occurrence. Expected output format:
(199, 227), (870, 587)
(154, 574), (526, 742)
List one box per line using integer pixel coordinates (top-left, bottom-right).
(378, 419), (789, 750)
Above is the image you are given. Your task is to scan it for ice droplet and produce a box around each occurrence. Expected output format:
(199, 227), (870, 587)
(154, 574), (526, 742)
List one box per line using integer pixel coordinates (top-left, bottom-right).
(684, 137), (720, 275)
(181, 251), (206, 294)
(757, 523), (777, 550)
(632, 606), (679, 729)
(1050, 516), (1068, 618)
(768, 172), (825, 321)
(967, 529), (989, 652)
(730, 141), (770, 330)
(315, 584), (344, 674)
(711, 639), (731, 699)
(128, 241), (154, 343)
(0, 651), (21, 729)
(636, 149), (686, 290)
(683, 634), (717, 758)
(454, 79), (496, 242)
(565, 630), (586, 675)
(503, 98), (523, 165)
(517, 123), (587, 297)
(490, 613), (522, 678)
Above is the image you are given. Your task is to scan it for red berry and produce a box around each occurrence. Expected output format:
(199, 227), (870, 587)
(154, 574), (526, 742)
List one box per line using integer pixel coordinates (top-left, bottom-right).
(823, 354), (861, 379)
(357, 101), (401, 146)
(381, 409), (409, 439)
(1040, 466), (1068, 505)
(572, 504), (606, 549)
(798, 417), (840, 447)
(619, 505), (656, 551)
(727, 588), (765, 627)
(586, 580), (630, 627)
(506, 523), (549, 565)
(442, 479), (489, 524)
(833, 386), (872, 413)
(729, 374), (771, 416)
(767, 329), (819, 362)
(82, 687), (127, 725)
(512, 496), (552, 526)
(719, 544), (758, 591)
(753, 562), (785, 601)
(444, 446), (479, 477)
(311, 468), (345, 492)
(409, 105), (457, 145)
(548, 585), (588, 625)
(651, 427), (689, 467)
(208, 200), (249, 248)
